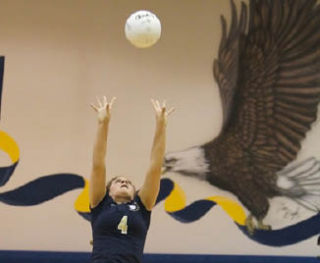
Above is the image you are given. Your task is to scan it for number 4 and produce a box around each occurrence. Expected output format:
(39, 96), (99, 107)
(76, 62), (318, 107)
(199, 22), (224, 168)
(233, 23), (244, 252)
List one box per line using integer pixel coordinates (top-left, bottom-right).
(117, 216), (128, 234)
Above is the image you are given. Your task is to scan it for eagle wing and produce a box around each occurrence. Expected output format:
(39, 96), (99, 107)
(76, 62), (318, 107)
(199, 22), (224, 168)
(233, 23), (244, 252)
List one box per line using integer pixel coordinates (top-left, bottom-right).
(214, 0), (320, 173)
(213, 0), (247, 131)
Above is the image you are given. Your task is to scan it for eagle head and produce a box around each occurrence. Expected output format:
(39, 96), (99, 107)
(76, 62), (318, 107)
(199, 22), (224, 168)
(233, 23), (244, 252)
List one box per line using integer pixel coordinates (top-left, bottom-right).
(162, 146), (209, 179)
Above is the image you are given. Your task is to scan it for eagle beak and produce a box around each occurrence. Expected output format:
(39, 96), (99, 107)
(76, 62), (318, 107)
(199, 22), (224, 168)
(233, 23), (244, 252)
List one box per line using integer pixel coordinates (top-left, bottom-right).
(161, 166), (168, 174)
(162, 157), (175, 175)
(161, 164), (171, 175)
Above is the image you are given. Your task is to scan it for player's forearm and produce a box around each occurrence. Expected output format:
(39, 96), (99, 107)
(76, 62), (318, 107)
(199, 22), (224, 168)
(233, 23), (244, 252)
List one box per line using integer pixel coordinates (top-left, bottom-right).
(92, 119), (109, 170)
(139, 120), (166, 210)
(149, 119), (166, 173)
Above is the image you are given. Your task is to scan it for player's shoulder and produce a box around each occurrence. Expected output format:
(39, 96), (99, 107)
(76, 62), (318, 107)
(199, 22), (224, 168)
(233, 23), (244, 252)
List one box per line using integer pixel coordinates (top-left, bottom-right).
(134, 194), (151, 213)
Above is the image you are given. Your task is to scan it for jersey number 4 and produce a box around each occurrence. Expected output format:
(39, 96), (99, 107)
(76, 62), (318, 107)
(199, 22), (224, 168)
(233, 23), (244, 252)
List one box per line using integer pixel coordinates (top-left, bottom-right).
(117, 216), (128, 234)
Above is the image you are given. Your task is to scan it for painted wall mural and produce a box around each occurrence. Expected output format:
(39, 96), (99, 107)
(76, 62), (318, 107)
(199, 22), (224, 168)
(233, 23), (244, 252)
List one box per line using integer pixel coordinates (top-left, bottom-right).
(1, 0), (320, 251)
(164, 0), (320, 236)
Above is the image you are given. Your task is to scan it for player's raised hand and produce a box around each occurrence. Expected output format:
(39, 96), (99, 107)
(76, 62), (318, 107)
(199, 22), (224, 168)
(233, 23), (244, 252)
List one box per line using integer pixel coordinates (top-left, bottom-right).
(151, 99), (174, 125)
(91, 96), (116, 122)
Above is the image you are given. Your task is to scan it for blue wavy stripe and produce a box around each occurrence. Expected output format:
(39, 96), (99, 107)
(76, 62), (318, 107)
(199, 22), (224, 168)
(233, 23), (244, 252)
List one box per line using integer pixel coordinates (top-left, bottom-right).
(238, 213), (320, 246)
(169, 200), (216, 223)
(155, 178), (174, 204)
(0, 173), (84, 205)
(76, 177), (320, 246)
(0, 56), (4, 119)
(0, 161), (18, 186)
(151, 178), (320, 246)
(158, 179), (320, 246)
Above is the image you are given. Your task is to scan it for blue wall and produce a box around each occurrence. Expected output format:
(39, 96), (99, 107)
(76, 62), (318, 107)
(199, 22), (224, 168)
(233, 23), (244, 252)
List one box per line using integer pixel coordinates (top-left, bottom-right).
(0, 250), (319, 263)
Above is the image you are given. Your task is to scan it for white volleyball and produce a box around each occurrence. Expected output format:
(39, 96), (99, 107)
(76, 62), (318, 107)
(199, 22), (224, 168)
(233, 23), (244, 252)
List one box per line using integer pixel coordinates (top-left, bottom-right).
(125, 10), (161, 48)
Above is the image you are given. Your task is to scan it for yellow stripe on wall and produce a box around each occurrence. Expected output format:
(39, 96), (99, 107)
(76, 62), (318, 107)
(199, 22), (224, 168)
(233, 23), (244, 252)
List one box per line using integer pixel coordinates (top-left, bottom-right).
(74, 178), (90, 213)
(206, 196), (246, 225)
(164, 182), (186, 212)
(0, 130), (19, 162)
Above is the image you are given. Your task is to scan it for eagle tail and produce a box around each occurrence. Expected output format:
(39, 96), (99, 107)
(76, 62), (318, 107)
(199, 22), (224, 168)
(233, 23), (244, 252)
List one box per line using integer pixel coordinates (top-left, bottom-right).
(276, 157), (320, 212)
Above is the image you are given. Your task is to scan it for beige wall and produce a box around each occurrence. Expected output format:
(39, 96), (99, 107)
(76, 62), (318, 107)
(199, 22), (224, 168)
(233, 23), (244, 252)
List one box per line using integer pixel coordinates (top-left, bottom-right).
(0, 0), (320, 256)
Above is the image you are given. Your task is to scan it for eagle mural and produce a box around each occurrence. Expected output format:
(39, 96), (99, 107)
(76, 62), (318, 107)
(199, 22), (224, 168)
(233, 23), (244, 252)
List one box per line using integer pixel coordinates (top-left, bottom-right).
(163, 0), (320, 233)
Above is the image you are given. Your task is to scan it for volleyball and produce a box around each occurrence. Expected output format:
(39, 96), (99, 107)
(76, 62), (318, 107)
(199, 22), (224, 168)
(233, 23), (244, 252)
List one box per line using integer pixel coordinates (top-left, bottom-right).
(124, 10), (161, 48)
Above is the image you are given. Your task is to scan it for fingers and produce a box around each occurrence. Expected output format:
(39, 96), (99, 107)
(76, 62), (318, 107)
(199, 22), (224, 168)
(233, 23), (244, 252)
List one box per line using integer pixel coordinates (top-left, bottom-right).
(151, 99), (175, 116)
(167, 107), (175, 115)
(151, 99), (160, 112)
(162, 100), (166, 108)
(109, 97), (116, 108)
(161, 100), (167, 114)
(151, 99), (166, 111)
(91, 96), (117, 110)
(96, 96), (102, 107)
(103, 96), (116, 108)
(90, 103), (98, 112)
(103, 96), (107, 105)
(106, 97), (116, 112)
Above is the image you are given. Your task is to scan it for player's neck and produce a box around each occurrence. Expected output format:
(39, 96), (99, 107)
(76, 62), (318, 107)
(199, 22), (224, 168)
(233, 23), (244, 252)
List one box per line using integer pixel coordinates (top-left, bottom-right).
(113, 195), (132, 204)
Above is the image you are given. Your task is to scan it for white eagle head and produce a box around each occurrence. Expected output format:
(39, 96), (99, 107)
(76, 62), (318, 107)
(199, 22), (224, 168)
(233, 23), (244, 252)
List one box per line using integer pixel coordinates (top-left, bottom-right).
(162, 146), (209, 179)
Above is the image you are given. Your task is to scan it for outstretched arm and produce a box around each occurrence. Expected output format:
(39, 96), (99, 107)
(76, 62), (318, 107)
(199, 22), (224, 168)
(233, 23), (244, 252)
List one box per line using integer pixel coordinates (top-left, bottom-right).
(89, 96), (116, 208)
(138, 99), (174, 210)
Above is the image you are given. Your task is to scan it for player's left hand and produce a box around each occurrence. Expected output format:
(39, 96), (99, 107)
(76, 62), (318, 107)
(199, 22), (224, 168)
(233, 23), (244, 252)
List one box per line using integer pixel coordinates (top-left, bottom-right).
(151, 99), (175, 125)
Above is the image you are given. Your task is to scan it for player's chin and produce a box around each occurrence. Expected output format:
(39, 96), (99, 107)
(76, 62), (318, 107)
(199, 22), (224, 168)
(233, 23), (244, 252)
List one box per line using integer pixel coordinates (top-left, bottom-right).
(120, 188), (133, 196)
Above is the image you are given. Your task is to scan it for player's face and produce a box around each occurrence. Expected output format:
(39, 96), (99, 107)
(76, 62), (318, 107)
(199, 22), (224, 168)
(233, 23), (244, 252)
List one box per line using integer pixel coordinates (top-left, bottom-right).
(109, 177), (135, 201)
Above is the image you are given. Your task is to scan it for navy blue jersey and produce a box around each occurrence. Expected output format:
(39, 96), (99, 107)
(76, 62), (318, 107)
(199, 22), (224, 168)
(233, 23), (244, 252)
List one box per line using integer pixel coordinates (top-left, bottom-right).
(90, 193), (151, 263)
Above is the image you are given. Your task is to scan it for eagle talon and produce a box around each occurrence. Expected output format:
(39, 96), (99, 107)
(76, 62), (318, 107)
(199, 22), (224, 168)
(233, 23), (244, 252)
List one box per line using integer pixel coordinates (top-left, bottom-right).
(257, 220), (271, 231)
(245, 215), (271, 235)
(245, 215), (255, 236)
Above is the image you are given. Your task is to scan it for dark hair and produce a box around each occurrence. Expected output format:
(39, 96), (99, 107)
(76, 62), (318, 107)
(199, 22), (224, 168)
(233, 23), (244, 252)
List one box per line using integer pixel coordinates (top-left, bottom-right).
(106, 176), (120, 192)
(106, 176), (137, 194)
